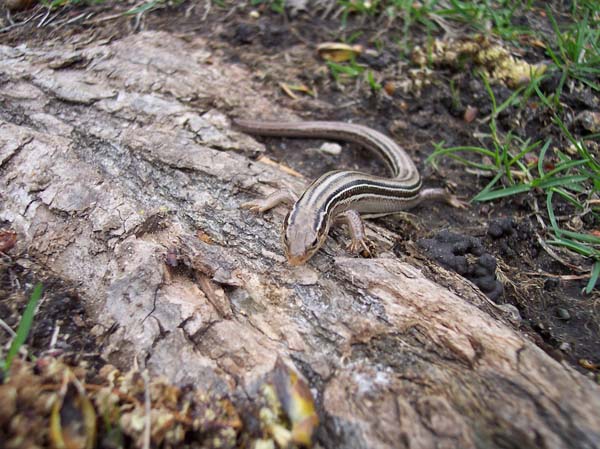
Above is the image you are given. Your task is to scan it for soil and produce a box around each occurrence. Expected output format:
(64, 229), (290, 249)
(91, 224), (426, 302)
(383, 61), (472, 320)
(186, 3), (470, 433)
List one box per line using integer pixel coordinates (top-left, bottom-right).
(0, 0), (598, 394)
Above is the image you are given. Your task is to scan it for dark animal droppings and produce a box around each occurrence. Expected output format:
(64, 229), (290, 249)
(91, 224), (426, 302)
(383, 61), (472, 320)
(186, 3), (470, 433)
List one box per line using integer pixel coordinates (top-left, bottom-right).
(487, 217), (516, 239)
(418, 230), (504, 301)
(232, 24), (259, 45)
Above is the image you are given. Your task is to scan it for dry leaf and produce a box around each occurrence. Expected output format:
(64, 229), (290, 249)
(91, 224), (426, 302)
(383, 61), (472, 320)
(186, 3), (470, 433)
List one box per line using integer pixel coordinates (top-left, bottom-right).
(272, 357), (319, 447)
(279, 82), (299, 100)
(49, 376), (97, 449)
(579, 359), (598, 370)
(317, 42), (363, 62)
(383, 81), (396, 96)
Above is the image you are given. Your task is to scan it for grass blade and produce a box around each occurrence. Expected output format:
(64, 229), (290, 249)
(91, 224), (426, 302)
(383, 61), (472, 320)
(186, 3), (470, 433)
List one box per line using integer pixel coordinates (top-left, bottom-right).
(553, 186), (585, 207)
(472, 171), (504, 201)
(585, 260), (600, 294)
(546, 190), (560, 235)
(126, 1), (160, 15)
(547, 237), (596, 257)
(544, 159), (589, 176)
(473, 183), (531, 201)
(536, 175), (590, 189)
(537, 139), (552, 177)
(557, 229), (600, 245)
(1, 283), (44, 375)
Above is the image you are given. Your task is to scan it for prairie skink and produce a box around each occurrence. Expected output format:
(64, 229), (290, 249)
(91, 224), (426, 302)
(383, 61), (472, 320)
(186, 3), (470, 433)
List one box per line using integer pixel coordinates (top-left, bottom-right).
(235, 119), (465, 265)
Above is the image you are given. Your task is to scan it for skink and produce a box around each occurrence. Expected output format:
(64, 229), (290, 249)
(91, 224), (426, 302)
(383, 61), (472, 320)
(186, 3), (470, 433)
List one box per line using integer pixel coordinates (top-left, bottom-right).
(235, 119), (465, 265)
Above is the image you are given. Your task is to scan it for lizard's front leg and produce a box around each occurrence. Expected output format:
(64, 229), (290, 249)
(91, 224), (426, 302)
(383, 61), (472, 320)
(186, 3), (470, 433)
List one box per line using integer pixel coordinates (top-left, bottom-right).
(241, 190), (299, 213)
(334, 209), (373, 256)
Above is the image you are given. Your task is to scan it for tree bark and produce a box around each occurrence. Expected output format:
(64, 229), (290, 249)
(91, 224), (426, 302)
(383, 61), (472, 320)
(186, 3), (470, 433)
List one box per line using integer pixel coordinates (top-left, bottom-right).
(0, 32), (598, 449)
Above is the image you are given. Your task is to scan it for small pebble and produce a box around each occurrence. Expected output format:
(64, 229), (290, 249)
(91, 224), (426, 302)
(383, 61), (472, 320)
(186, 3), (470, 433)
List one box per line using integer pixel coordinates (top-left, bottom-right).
(559, 342), (571, 352)
(575, 110), (600, 133)
(464, 105), (478, 123)
(319, 142), (342, 156)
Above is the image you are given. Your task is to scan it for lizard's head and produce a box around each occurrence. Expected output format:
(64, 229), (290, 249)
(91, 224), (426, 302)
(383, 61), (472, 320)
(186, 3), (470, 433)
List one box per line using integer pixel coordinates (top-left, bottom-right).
(282, 207), (329, 266)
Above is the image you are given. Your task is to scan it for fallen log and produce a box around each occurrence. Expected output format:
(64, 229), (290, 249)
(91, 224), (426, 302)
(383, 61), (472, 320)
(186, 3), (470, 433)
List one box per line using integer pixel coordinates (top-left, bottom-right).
(0, 32), (598, 448)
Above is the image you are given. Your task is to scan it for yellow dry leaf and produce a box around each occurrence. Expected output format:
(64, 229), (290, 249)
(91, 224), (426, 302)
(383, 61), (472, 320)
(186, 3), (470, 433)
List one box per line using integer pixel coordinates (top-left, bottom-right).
(317, 42), (363, 62)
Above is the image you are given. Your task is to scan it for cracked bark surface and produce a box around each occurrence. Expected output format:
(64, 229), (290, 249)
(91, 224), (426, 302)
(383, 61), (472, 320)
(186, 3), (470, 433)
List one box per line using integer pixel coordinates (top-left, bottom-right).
(1, 32), (598, 449)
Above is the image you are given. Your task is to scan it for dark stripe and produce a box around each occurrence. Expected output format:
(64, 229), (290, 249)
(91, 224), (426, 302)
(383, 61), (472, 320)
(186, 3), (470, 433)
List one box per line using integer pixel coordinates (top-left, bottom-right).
(322, 177), (422, 216)
(302, 171), (346, 206)
(306, 171), (420, 207)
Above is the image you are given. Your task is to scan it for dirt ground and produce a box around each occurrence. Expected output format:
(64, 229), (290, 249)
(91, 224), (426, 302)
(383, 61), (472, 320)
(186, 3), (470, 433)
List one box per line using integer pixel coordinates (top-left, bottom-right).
(0, 0), (598, 409)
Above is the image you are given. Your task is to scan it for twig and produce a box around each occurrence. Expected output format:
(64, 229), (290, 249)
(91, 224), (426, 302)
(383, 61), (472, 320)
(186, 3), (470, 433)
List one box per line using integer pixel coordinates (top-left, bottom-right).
(524, 271), (591, 280)
(5, 9), (15, 26)
(222, 2), (241, 20)
(429, 13), (460, 39)
(84, 11), (128, 25)
(0, 317), (16, 338)
(52, 11), (94, 32)
(0, 11), (40, 33)
(46, 10), (64, 27)
(37, 7), (52, 27)
(330, 3), (345, 20)
(188, 1), (200, 19)
(49, 323), (60, 349)
(535, 231), (586, 272)
(528, 196), (546, 230)
(465, 167), (495, 177)
(133, 11), (143, 32)
(200, 1), (209, 21)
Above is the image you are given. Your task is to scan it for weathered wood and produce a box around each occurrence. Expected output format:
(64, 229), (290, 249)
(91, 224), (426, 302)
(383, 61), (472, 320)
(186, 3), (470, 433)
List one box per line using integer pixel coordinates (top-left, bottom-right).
(0, 32), (598, 448)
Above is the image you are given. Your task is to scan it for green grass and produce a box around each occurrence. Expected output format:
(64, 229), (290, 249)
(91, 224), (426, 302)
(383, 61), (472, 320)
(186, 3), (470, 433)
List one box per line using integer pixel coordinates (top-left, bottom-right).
(1, 283), (44, 378)
(366, 69), (382, 91)
(435, 0), (535, 40)
(320, 2), (600, 292)
(389, 1), (600, 291)
(326, 59), (384, 93)
(428, 70), (600, 291)
(336, 0), (536, 42)
(544, 7), (600, 104)
(332, 0), (599, 57)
